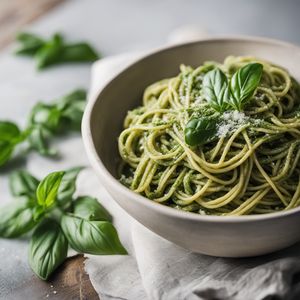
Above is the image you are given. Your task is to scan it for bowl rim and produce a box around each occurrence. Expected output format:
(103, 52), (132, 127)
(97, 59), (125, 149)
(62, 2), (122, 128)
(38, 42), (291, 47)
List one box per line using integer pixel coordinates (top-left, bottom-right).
(82, 34), (300, 223)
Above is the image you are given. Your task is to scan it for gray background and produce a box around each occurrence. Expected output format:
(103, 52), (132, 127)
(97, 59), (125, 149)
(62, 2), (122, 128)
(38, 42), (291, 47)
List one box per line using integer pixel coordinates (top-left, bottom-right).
(37, 0), (300, 55)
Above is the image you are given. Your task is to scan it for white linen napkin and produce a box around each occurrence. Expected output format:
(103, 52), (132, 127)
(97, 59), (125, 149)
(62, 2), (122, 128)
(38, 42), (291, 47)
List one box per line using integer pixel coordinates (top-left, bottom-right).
(84, 53), (300, 300)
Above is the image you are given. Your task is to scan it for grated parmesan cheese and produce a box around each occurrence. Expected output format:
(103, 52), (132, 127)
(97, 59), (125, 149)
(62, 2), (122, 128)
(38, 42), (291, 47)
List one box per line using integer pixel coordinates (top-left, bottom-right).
(217, 111), (249, 138)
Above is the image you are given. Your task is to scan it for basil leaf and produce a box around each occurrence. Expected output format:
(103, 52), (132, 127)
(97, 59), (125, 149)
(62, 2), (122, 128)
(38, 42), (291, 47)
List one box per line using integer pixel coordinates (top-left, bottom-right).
(0, 121), (21, 142)
(57, 167), (83, 205)
(29, 219), (68, 280)
(35, 34), (98, 69)
(0, 199), (36, 238)
(15, 32), (45, 56)
(55, 89), (87, 131)
(61, 104), (86, 130)
(36, 171), (65, 209)
(16, 32), (99, 70)
(32, 206), (46, 222)
(59, 43), (99, 63)
(29, 90), (86, 133)
(24, 88), (87, 160)
(203, 68), (229, 112)
(57, 89), (87, 110)
(28, 126), (55, 156)
(36, 33), (64, 70)
(0, 141), (14, 166)
(9, 170), (39, 198)
(0, 121), (27, 166)
(229, 63), (263, 110)
(61, 102), (86, 130)
(61, 214), (127, 255)
(73, 196), (112, 222)
(185, 117), (218, 146)
(29, 103), (62, 132)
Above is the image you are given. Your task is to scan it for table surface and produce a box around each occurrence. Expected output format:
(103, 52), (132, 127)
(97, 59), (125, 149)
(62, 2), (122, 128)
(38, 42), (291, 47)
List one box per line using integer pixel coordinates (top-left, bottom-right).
(1, 0), (300, 299)
(0, 1), (99, 299)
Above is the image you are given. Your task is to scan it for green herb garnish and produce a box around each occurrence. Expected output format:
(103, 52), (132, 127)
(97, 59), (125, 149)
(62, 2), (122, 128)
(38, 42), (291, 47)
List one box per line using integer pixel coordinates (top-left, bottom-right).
(184, 116), (218, 146)
(0, 168), (127, 280)
(15, 32), (99, 70)
(229, 63), (263, 111)
(0, 89), (86, 167)
(202, 63), (263, 112)
(185, 63), (263, 146)
(202, 68), (230, 112)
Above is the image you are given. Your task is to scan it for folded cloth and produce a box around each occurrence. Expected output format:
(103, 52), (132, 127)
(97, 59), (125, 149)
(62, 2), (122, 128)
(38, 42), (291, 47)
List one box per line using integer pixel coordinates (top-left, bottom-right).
(84, 53), (300, 300)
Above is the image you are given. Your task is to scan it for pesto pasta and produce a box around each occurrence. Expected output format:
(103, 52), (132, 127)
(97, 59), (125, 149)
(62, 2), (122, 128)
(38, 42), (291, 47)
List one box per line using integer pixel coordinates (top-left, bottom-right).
(118, 56), (300, 216)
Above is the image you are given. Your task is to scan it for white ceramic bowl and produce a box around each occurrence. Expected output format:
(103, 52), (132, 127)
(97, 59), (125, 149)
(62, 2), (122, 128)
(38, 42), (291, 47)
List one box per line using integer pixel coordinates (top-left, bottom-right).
(82, 36), (300, 257)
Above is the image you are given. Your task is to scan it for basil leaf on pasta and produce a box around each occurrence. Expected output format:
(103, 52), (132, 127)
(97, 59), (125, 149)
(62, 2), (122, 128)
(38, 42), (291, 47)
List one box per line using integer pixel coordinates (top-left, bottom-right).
(229, 63), (263, 110)
(202, 68), (229, 112)
(184, 117), (218, 146)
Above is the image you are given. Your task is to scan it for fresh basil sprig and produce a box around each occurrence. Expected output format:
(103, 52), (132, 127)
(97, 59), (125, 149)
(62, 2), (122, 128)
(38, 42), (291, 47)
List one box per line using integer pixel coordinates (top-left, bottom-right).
(28, 89), (87, 148)
(0, 89), (86, 167)
(184, 117), (218, 146)
(185, 63), (263, 146)
(15, 32), (99, 70)
(0, 167), (126, 280)
(61, 196), (125, 255)
(202, 63), (263, 112)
